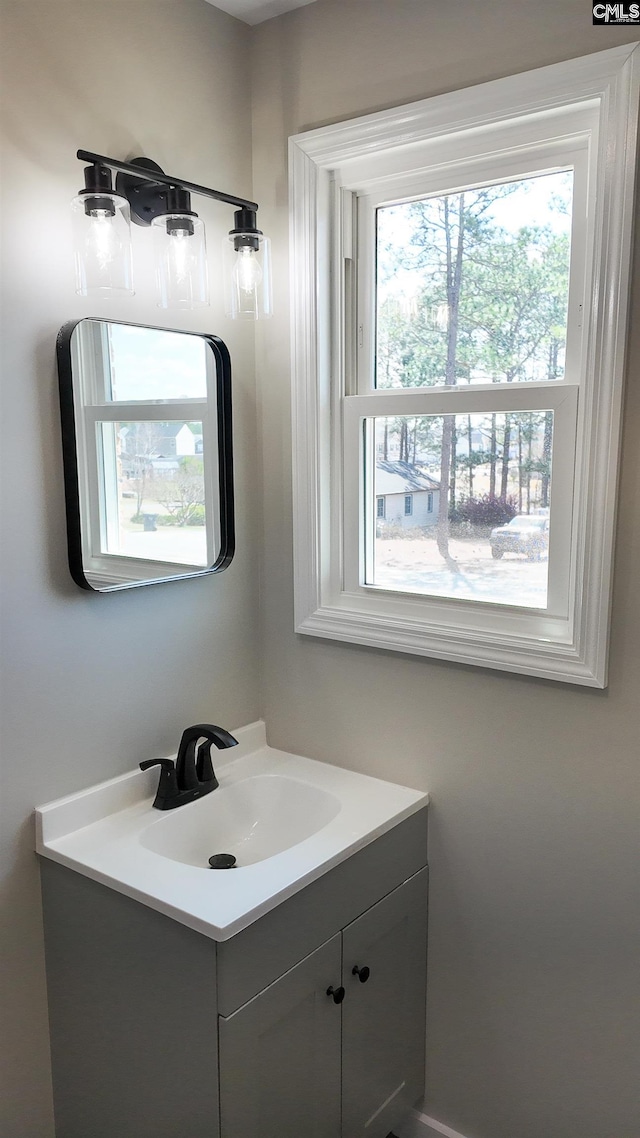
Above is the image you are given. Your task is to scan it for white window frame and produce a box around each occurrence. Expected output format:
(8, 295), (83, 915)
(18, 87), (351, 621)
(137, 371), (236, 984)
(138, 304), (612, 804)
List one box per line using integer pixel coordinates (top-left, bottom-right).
(289, 45), (639, 687)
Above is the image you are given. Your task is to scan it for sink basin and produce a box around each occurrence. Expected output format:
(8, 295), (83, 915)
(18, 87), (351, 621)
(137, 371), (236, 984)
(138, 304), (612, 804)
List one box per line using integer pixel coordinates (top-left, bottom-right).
(139, 774), (341, 868)
(35, 720), (428, 940)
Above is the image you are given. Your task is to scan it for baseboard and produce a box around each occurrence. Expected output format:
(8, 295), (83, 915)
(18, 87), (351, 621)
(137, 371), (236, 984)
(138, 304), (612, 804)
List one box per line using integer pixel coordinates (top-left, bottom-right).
(395, 1106), (472, 1138)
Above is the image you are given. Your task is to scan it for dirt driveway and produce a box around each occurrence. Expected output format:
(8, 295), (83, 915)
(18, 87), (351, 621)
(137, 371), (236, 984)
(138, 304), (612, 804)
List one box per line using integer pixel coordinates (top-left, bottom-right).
(374, 533), (548, 608)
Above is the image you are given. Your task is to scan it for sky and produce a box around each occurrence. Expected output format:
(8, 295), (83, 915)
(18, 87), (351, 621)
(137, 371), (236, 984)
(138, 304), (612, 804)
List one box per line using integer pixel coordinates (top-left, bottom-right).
(107, 323), (208, 402)
(377, 168), (574, 303)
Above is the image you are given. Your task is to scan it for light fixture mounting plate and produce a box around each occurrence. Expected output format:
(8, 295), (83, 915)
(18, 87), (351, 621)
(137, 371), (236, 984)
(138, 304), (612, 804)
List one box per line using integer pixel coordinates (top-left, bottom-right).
(115, 157), (169, 227)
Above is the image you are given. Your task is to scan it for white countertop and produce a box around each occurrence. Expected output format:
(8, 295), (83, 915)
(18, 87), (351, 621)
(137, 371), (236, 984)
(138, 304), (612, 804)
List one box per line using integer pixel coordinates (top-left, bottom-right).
(36, 721), (429, 941)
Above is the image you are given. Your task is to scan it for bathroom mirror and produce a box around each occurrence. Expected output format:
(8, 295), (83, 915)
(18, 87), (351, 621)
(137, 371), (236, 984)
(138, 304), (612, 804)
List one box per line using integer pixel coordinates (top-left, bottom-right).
(57, 319), (234, 591)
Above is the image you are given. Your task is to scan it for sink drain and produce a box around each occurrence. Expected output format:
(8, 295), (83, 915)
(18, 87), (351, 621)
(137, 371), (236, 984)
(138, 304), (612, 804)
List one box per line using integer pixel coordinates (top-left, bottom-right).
(208, 853), (237, 869)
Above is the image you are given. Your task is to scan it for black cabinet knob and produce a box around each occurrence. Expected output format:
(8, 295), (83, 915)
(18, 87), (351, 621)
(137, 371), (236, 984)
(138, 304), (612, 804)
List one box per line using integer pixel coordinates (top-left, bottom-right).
(326, 985), (345, 1004)
(352, 964), (370, 983)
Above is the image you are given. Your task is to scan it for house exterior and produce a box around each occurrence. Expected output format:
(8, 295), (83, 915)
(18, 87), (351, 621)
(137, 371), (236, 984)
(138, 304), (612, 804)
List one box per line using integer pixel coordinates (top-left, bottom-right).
(120, 423), (196, 459)
(375, 460), (440, 529)
(156, 424), (197, 458)
(119, 423), (199, 479)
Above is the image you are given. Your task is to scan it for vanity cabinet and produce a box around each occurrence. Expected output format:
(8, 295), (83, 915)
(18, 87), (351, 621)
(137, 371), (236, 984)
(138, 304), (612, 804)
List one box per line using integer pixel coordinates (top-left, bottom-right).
(218, 871), (427, 1138)
(40, 808), (428, 1138)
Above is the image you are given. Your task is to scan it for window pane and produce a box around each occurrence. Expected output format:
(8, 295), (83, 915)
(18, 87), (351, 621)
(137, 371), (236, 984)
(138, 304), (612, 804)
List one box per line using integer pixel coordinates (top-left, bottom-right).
(98, 420), (208, 567)
(367, 411), (553, 608)
(104, 323), (207, 401)
(376, 171), (573, 389)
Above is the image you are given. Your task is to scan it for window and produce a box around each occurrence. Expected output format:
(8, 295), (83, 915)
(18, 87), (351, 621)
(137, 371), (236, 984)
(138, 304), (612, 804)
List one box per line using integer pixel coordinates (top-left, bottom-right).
(368, 172), (570, 607)
(377, 496), (385, 519)
(290, 45), (639, 686)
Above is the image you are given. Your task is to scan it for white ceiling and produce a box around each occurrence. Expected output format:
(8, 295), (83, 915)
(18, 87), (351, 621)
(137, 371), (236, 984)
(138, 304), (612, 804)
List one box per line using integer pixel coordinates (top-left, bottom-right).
(204, 0), (318, 25)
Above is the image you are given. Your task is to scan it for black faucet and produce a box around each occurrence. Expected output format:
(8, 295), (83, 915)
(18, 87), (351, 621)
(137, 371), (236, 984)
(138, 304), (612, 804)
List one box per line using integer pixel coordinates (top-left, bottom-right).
(140, 724), (238, 810)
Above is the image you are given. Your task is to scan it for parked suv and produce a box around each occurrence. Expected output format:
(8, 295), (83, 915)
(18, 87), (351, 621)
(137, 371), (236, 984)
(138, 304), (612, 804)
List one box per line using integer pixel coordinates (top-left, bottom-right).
(490, 514), (549, 561)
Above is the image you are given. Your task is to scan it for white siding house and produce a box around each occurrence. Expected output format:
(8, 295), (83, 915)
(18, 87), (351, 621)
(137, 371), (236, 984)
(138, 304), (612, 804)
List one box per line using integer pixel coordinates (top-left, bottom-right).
(156, 424), (197, 458)
(375, 461), (440, 529)
(119, 423), (199, 480)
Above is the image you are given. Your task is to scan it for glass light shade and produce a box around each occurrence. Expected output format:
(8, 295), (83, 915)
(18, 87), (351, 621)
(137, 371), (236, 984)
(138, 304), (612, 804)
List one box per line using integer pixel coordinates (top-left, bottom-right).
(223, 234), (272, 320)
(71, 193), (134, 297)
(152, 214), (209, 309)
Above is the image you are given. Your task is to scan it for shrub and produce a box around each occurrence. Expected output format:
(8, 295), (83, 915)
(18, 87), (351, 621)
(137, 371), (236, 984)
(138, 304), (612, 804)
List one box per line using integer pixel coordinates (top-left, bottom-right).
(154, 508), (205, 527)
(451, 494), (517, 528)
(186, 505), (206, 526)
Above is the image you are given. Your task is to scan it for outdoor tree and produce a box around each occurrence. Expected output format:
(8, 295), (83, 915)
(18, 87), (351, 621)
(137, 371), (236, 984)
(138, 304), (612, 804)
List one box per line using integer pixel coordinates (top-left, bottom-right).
(375, 172), (571, 565)
(121, 422), (164, 517)
(154, 456), (206, 526)
(406, 185), (520, 567)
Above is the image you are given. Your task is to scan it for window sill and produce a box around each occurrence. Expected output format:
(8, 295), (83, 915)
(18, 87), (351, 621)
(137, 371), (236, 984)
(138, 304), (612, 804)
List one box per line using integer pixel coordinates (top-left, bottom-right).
(296, 599), (602, 687)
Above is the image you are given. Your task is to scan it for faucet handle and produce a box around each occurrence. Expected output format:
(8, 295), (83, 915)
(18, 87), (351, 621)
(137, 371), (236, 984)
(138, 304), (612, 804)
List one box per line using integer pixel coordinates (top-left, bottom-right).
(139, 758), (179, 810)
(140, 758), (175, 773)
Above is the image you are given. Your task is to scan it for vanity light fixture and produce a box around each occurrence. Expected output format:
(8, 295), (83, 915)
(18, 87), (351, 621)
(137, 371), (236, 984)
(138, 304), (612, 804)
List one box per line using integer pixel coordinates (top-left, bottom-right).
(72, 150), (272, 317)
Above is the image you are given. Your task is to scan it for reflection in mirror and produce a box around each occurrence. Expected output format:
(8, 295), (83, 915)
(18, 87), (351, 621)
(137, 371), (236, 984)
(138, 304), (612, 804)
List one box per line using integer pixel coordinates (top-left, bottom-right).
(57, 319), (234, 591)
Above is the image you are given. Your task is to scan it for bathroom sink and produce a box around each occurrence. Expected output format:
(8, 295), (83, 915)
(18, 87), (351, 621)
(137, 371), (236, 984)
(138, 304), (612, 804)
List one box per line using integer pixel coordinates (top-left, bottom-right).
(36, 720), (428, 940)
(139, 774), (341, 868)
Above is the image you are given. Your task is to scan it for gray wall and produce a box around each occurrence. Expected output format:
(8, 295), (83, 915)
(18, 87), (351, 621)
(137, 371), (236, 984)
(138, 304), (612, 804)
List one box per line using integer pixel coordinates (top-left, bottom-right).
(0, 3), (259, 1135)
(251, 4), (640, 1138)
(2, 3), (639, 1137)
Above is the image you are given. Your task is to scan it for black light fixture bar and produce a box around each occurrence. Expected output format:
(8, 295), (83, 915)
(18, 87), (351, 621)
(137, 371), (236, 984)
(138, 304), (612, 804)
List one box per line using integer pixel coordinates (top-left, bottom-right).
(76, 149), (259, 213)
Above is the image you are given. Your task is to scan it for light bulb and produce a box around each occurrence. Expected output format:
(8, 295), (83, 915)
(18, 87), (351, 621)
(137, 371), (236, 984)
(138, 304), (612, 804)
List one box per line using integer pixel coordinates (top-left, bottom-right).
(167, 229), (191, 284)
(85, 209), (121, 271)
(233, 246), (263, 294)
(152, 210), (208, 309)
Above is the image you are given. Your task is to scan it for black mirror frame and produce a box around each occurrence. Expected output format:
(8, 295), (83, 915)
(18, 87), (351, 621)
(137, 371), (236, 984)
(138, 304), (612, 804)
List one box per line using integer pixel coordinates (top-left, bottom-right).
(56, 319), (235, 592)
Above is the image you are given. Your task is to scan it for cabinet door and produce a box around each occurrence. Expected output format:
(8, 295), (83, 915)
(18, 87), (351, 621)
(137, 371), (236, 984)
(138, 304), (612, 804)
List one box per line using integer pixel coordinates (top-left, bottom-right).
(341, 869), (428, 1138)
(219, 933), (342, 1138)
